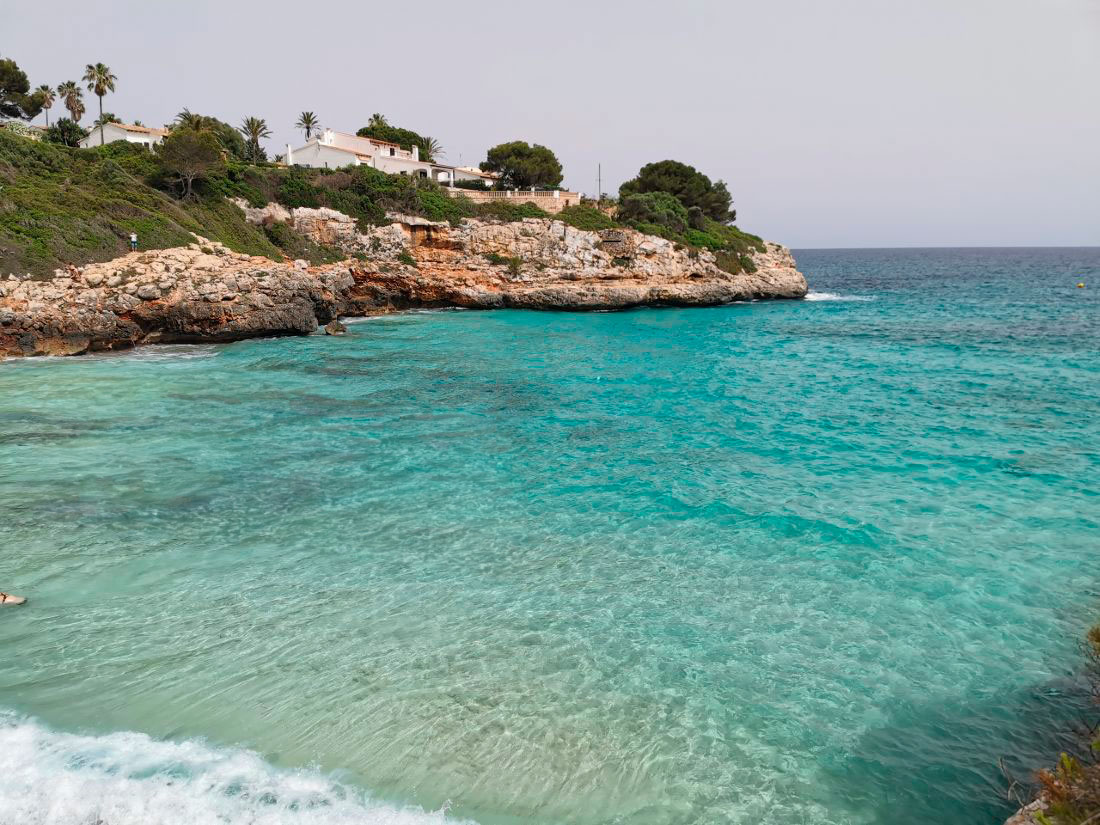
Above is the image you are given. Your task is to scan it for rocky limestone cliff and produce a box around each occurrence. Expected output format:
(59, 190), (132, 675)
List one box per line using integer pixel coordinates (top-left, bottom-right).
(1, 208), (807, 357)
(0, 240), (353, 357)
(276, 205), (807, 310)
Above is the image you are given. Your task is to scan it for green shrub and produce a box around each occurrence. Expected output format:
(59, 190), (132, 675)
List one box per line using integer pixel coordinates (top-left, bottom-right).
(484, 252), (523, 274)
(683, 228), (724, 250)
(618, 191), (690, 234)
(276, 168), (323, 208)
(415, 187), (474, 225)
(397, 250), (417, 267)
(619, 159), (735, 222)
(43, 118), (87, 147)
(556, 205), (618, 232)
(451, 178), (492, 190)
(473, 200), (548, 221)
(261, 220), (344, 264)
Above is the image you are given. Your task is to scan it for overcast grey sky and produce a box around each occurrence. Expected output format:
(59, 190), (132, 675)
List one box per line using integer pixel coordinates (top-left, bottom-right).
(3, 0), (1098, 247)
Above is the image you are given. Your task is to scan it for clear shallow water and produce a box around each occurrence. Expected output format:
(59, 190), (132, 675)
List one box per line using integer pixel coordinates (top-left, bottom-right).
(1, 247), (1099, 825)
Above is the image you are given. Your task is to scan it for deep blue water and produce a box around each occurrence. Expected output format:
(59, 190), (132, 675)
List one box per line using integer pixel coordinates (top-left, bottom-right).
(1, 247), (1098, 825)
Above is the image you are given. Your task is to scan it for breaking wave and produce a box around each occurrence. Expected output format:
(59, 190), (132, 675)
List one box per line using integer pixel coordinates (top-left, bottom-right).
(0, 712), (465, 825)
(803, 292), (875, 302)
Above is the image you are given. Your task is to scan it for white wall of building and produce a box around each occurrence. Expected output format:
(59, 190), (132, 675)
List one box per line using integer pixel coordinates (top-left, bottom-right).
(78, 123), (164, 149)
(287, 142), (364, 170)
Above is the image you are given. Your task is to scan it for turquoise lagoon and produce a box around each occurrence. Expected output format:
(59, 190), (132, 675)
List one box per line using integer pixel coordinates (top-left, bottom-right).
(1, 247), (1098, 824)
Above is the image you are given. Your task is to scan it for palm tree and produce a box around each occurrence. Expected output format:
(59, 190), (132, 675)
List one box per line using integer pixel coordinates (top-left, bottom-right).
(421, 136), (444, 163)
(36, 85), (55, 127)
(367, 112), (388, 129)
(238, 116), (271, 163)
(82, 63), (117, 145)
(174, 109), (213, 131)
(57, 81), (84, 123)
(94, 112), (120, 127)
(296, 111), (318, 140)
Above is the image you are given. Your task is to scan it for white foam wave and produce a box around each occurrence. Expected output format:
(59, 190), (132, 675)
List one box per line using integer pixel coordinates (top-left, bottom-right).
(100, 344), (222, 362)
(1, 345), (221, 366)
(803, 292), (875, 302)
(0, 712), (466, 825)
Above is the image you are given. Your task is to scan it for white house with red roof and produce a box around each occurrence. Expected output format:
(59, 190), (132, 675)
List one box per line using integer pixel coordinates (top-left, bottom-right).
(286, 129), (493, 186)
(79, 122), (169, 149)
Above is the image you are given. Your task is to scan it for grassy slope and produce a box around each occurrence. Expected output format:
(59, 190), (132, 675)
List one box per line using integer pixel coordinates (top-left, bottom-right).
(0, 131), (283, 277)
(0, 131), (773, 279)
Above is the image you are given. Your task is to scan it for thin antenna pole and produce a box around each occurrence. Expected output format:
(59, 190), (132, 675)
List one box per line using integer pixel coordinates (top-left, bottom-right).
(597, 163), (601, 206)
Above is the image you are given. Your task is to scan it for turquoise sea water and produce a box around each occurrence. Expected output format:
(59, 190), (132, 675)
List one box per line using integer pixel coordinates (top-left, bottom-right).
(2, 247), (1099, 825)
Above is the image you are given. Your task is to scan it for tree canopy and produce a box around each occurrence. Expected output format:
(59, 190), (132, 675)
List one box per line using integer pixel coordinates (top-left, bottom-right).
(43, 118), (87, 147)
(296, 111), (318, 140)
(480, 141), (563, 189)
(174, 110), (248, 161)
(157, 128), (225, 198)
(355, 117), (441, 162)
(619, 160), (735, 223)
(0, 57), (45, 120)
(238, 116), (271, 164)
(57, 81), (84, 123)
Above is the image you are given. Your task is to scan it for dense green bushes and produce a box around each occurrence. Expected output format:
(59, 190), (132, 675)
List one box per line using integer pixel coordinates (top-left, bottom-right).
(618, 192), (691, 234)
(556, 205), (617, 232)
(43, 118), (87, 147)
(620, 160), (735, 222)
(469, 200), (547, 222)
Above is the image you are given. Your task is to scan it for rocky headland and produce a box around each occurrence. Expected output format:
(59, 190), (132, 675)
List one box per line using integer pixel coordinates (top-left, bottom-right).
(1, 207), (807, 357)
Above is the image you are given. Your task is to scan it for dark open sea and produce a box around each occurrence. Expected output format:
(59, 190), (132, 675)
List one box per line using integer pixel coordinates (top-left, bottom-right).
(2, 247), (1098, 824)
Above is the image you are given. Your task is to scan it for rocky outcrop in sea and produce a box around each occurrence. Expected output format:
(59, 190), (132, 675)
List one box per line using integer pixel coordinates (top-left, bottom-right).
(1, 209), (807, 357)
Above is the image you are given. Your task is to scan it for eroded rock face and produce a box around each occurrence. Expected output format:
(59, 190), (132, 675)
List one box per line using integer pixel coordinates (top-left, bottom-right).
(2, 211), (808, 357)
(287, 208), (807, 311)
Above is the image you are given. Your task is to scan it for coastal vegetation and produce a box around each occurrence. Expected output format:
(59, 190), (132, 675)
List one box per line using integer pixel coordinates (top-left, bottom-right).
(355, 113), (442, 163)
(238, 116), (271, 164)
(158, 128), (225, 198)
(56, 80), (84, 123)
(1013, 625), (1100, 825)
(34, 84), (54, 127)
(0, 54), (768, 279)
(0, 56), (46, 120)
(175, 109), (249, 160)
(295, 111), (318, 140)
(82, 62), (116, 145)
(620, 159), (736, 222)
(43, 118), (86, 147)
(480, 140), (563, 189)
(0, 130), (286, 274)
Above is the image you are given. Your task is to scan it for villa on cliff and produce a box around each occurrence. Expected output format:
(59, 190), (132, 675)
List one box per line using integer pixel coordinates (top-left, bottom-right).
(79, 122), (169, 149)
(286, 128), (581, 213)
(285, 129), (492, 186)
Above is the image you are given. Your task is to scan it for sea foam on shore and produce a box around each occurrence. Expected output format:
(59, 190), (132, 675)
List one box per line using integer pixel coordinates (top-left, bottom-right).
(0, 711), (463, 825)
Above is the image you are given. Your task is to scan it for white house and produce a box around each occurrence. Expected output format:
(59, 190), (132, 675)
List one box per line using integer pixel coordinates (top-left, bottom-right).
(79, 122), (169, 149)
(287, 129), (493, 187)
(454, 166), (498, 187)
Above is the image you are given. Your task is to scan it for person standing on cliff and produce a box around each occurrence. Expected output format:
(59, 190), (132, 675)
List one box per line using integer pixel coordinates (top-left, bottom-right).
(129, 232), (138, 252)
